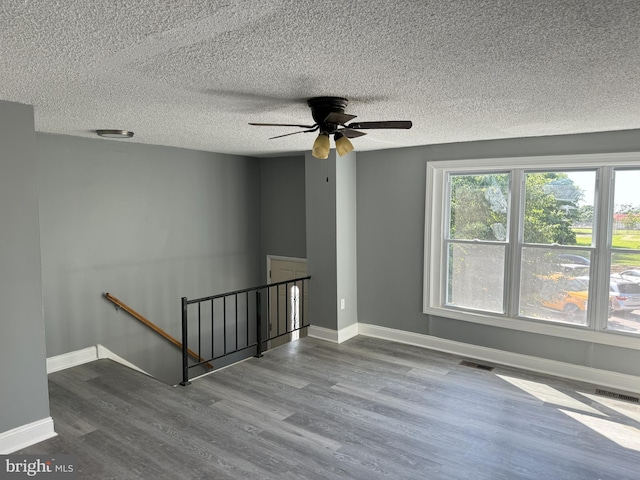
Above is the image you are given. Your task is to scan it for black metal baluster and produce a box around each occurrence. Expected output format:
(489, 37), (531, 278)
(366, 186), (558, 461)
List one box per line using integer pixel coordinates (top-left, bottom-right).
(255, 290), (263, 358)
(245, 291), (249, 348)
(300, 279), (305, 327)
(235, 293), (238, 351)
(180, 297), (190, 386)
(285, 281), (290, 333)
(267, 284), (271, 341)
(294, 280), (298, 331)
(223, 296), (227, 355)
(211, 299), (214, 360)
(198, 302), (201, 362)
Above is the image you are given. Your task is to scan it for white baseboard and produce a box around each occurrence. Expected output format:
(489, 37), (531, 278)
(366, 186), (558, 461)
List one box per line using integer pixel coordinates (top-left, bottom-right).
(338, 322), (359, 343)
(96, 344), (151, 377)
(47, 345), (150, 377)
(308, 323), (359, 344)
(358, 323), (640, 395)
(46, 346), (97, 373)
(0, 417), (56, 454)
(308, 325), (338, 343)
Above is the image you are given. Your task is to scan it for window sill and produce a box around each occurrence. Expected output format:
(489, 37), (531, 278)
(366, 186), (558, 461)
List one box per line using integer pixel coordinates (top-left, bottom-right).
(424, 306), (640, 350)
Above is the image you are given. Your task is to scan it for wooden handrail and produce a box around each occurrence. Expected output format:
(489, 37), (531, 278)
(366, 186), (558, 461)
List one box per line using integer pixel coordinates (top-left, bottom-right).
(104, 293), (213, 370)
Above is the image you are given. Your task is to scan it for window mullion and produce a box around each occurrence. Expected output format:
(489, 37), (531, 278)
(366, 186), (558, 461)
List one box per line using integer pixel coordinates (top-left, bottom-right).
(592, 167), (614, 331)
(439, 171), (453, 308)
(505, 169), (524, 317)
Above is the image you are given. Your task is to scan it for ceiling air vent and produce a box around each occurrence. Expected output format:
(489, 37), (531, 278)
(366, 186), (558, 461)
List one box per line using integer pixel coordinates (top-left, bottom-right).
(595, 389), (639, 403)
(459, 360), (495, 372)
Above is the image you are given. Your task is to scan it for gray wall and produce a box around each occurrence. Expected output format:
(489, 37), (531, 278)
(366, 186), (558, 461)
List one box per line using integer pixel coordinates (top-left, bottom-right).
(260, 155), (307, 278)
(304, 150), (358, 332)
(37, 133), (262, 383)
(0, 101), (50, 434)
(336, 152), (358, 331)
(357, 145), (428, 334)
(357, 130), (640, 377)
(305, 152), (338, 330)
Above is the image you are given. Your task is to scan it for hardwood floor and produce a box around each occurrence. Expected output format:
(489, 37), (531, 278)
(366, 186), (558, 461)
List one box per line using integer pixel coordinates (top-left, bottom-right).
(20, 336), (640, 479)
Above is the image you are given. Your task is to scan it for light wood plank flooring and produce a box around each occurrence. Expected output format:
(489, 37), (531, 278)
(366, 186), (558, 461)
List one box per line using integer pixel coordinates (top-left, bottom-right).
(20, 336), (640, 479)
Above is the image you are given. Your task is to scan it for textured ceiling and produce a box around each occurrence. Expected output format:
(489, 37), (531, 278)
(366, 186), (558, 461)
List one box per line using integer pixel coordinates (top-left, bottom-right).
(1, 0), (639, 157)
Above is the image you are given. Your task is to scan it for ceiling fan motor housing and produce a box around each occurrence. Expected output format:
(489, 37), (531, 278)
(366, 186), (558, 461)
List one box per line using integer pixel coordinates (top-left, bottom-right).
(307, 97), (349, 133)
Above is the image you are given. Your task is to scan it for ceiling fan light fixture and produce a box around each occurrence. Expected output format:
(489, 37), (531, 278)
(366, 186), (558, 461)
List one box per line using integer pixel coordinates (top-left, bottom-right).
(334, 133), (354, 157)
(312, 132), (330, 159)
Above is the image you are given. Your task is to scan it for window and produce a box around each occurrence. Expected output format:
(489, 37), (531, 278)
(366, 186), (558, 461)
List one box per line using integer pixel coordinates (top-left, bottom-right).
(424, 153), (640, 341)
(446, 173), (509, 313)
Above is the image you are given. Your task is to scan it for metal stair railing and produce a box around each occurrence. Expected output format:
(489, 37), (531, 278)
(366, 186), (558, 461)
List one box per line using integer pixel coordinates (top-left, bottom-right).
(179, 276), (310, 385)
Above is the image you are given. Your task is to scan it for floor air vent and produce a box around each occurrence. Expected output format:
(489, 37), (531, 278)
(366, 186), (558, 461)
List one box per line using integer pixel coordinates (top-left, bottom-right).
(595, 389), (639, 403)
(459, 360), (495, 372)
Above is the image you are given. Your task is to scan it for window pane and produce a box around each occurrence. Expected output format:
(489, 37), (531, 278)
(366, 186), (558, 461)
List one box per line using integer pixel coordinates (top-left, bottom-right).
(608, 251), (640, 334)
(523, 171), (595, 246)
(612, 170), (640, 249)
(519, 247), (589, 325)
(449, 173), (509, 241)
(447, 243), (505, 313)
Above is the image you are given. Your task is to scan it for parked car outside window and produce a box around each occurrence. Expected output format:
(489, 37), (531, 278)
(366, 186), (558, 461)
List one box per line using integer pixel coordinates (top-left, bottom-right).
(557, 254), (591, 266)
(609, 280), (640, 315)
(540, 277), (588, 319)
(611, 269), (640, 284)
(576, 275), (640, 317)
(558, 264), (589, 277)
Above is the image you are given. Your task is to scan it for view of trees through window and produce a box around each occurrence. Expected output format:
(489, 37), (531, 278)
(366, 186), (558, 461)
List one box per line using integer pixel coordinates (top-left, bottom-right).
(445, 168), (640, 335)
(447, 173), (508, 313)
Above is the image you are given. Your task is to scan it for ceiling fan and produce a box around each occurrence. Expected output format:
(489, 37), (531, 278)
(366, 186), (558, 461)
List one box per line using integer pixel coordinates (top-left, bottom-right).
(249, 97), (412, 159)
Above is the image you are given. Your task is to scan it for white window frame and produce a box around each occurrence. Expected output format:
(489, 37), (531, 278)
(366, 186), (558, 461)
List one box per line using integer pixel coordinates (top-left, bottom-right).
(424, 152), (640, 350)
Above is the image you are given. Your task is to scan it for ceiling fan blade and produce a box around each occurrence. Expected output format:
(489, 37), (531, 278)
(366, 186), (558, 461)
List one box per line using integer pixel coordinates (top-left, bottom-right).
(338, 128), (367, 139)
(323, 112), (357, 125)
(249, 122), (316, 129)
(346, 121), (413, 130)
(269, 126), (318, 139)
